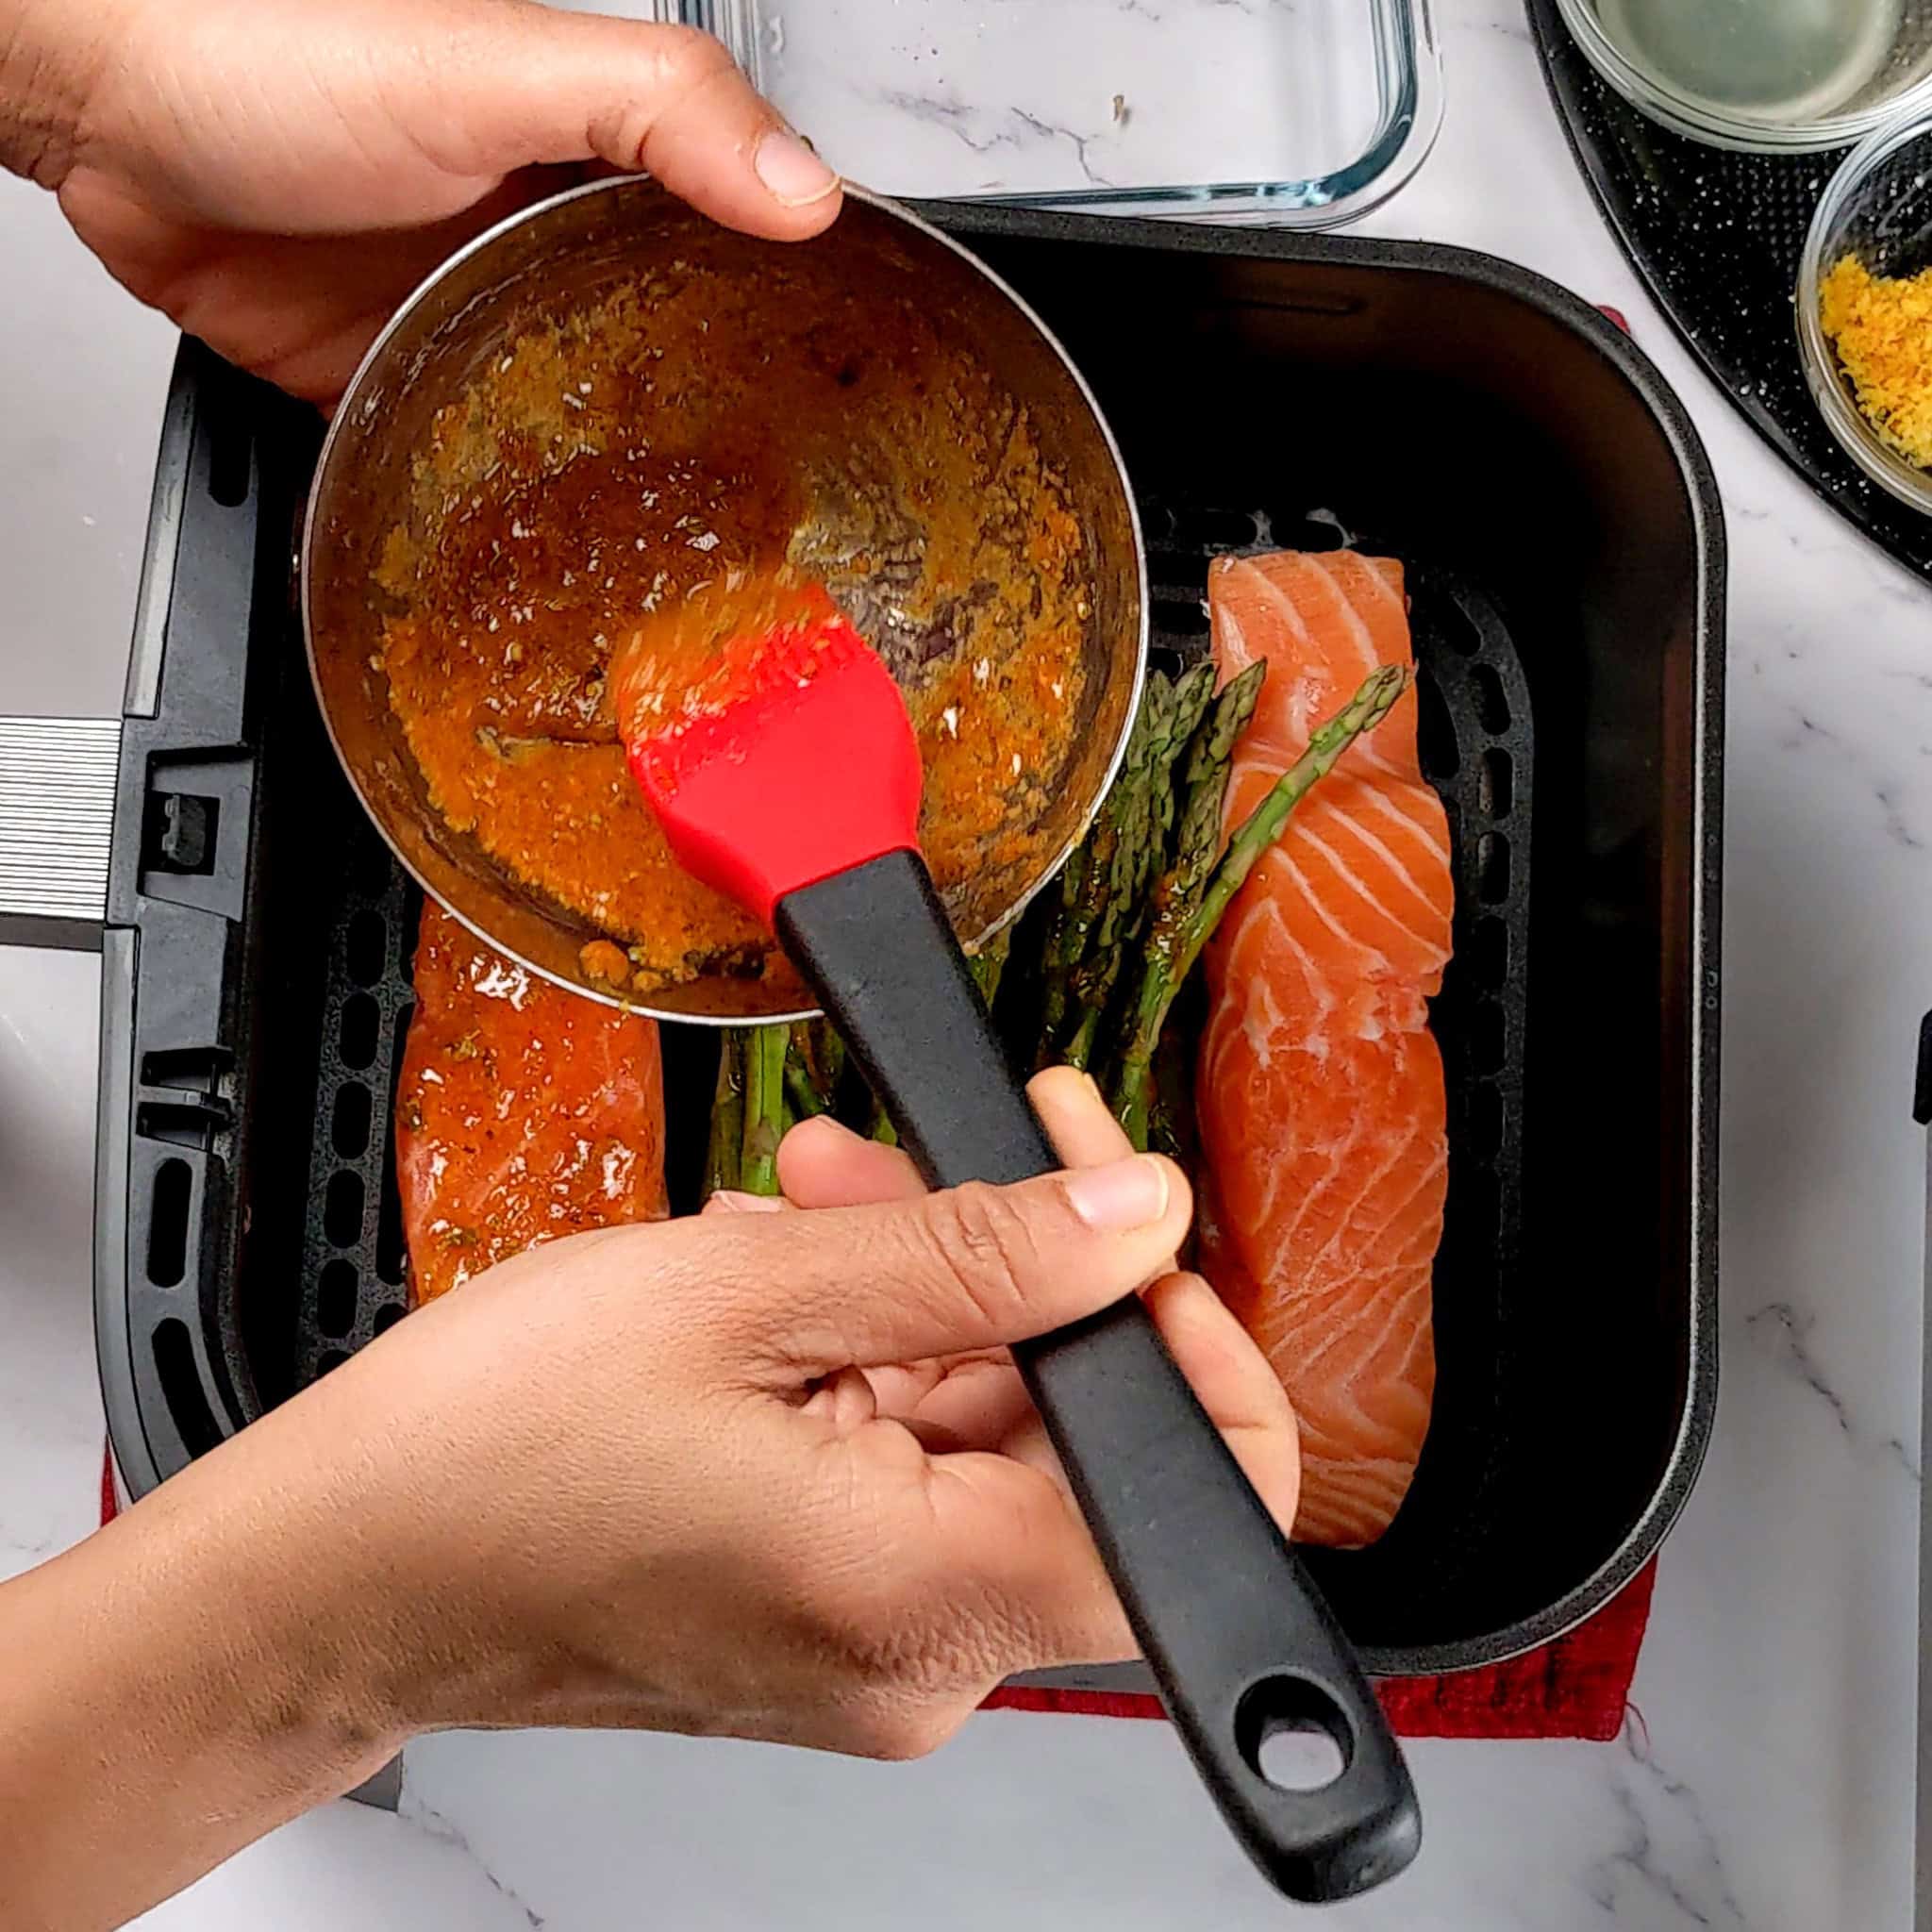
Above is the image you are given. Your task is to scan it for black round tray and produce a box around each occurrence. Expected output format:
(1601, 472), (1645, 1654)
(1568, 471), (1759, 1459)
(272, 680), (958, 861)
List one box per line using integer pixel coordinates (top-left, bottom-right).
(1526, 0), (1932, 579)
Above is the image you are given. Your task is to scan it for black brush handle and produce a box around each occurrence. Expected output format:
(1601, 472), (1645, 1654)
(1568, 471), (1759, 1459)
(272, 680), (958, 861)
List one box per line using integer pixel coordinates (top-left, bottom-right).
(775, 849), (1421, 1905)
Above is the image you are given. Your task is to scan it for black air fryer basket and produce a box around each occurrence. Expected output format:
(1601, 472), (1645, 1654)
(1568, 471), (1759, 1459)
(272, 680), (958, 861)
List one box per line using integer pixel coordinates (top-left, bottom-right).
(25, 208), (1721, 1682)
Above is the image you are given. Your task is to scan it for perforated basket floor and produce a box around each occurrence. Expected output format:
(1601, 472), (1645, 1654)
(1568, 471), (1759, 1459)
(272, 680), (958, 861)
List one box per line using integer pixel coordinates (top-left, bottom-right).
(286, 498), (1537, 1648)
(294, 829), (420, 1385)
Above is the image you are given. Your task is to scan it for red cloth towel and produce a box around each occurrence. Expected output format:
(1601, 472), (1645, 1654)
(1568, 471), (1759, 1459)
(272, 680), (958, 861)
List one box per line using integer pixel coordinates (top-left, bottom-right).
(981, 1559), (1654, 1741)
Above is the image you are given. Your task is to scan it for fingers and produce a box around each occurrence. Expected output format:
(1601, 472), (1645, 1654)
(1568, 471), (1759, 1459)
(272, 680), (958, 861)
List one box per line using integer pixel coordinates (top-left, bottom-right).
(889, 1352), (1035, 1451)
(835, 1154), (1190, 1367)
(680, 1150), (1191, 1374)
(775, 1067), (1133, 1212)
(1026, 1065), (1134, 1166)
(776, 1116), (924, 1208)
(1143, 1273), (1301, 1537)
(704, 1190), (787, 1215)
(796, 1365), (878, 1434)
(923, 1453), (1136, 1668)
(1029, 1065), (1188, 1279)
(457, 12), (841, 239)
(893, 1275), (1301, 1681)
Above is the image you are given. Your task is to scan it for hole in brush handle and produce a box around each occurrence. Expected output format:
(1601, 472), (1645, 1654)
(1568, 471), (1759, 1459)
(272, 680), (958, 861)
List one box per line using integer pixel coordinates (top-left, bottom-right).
(1014, 1303), (1422, 1904)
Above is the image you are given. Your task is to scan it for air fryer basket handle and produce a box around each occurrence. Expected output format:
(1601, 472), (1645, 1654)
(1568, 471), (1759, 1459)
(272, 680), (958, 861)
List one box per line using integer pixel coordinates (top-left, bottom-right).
(775, 848), (1422, 1906)
(0, 716), (120, 951)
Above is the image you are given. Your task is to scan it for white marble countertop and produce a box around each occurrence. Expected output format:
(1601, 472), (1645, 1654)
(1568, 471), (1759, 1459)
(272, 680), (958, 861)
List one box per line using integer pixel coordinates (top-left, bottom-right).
(3, 1), (1927, 1924)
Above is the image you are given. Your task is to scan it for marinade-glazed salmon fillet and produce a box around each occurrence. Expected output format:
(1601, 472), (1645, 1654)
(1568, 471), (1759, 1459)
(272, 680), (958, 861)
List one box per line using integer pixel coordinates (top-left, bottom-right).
(1197, 550), (1451, 1547)
(397, 904), (668, 1303)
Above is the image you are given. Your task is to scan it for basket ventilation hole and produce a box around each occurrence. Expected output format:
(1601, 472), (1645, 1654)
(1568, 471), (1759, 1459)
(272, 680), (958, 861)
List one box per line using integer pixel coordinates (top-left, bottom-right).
(345, 908), (388, 988)
(331, 1083), (372, 1159)
(325, 1170), (365, 1247)
(147, 1158), (192, 1289)
(1470, 917), (1508, 991)
(316, 1258), (359, 1340)
(153, 1318), (223, 1458)
(1473, 663), (1510, 734)
(1470, 1003), (1506, 1075)
(341, 993), (379, 1071)
(1479, 748), (1513, 819)
(1476, 832), (1511, 906)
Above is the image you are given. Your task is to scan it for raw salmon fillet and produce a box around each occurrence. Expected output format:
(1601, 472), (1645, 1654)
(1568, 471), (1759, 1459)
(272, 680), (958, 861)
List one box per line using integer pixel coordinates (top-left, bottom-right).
(397, 904), (667, 1303)
(1197, 550), (1451, 1547)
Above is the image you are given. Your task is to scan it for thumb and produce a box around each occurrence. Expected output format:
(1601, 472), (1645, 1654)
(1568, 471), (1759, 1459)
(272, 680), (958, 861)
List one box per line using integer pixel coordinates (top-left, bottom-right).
(432, 9), (841, 236)
(741, 1155), (1193, 1372)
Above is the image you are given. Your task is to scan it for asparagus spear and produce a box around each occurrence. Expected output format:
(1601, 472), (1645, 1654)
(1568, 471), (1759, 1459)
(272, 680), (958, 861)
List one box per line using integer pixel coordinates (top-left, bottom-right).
(1037, 671), (1173, 1064)
(1060, 983), (1106, 1073)
(1111, 664), (1409, 1146)
(1149, 1022), (1195, 1169)
(741, 1023), (791, 1195)
(785, 1018), (853, 1123)
(1140, 660), (1219, 893)
(970, 926), (1013, 1010)
(703, 1029), (746, 1199)
(1191, 665), (1409, 966)
(1060, 663), (1216, 1069)
(1063, 660), (1231, 1070)
(1175, 661), (1266, 870)
(1033, 843), (1088, 1057)
(1086, 661), (1266, 1103)
(784, 1041), (829, 1121)
(1124, 661), (1266, 1001)
(808, 1018), (846, 1105)
(1061, 782), (1147, 1069)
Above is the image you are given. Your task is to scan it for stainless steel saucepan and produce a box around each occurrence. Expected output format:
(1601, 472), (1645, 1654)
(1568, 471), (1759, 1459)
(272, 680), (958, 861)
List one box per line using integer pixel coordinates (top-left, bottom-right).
(301, 177), (1146, 1023)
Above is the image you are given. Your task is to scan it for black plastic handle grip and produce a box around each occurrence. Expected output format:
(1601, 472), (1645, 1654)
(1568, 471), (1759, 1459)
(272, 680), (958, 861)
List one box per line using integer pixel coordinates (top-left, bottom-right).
(775, 849), (1421, 1904)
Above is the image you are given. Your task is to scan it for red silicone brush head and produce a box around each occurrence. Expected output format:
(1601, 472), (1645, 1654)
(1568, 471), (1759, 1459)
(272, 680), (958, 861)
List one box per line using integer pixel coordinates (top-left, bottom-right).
(625, 587), (924, 927)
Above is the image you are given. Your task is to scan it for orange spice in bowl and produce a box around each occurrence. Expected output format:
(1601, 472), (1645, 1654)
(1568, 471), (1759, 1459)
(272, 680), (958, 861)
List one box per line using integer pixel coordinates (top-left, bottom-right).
(1819, 253), (1932, 470)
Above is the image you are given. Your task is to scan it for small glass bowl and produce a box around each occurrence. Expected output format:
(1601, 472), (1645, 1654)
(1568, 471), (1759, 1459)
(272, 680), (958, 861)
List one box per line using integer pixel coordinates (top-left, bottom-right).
(1555, 0), (1932, 153)
(1797, 108), (1932, 515)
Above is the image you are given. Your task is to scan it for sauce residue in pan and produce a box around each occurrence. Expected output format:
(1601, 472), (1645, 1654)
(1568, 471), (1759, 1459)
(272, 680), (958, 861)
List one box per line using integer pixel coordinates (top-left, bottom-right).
(608, 573), (850, 744)
(372, 252), (1091, 997)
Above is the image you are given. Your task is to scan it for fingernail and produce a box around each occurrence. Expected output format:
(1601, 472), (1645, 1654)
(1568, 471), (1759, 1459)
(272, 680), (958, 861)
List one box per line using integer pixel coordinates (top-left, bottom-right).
(1066, 1156), (1170, 1232)
(755, 128), (839, 208)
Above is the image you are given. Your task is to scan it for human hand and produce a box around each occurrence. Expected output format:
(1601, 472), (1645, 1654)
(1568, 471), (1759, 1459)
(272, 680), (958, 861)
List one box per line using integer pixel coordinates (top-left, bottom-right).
(222, 1067), (1295, 1761)
(718, 1070), (1302, 1563)
(7, 0), (841, 402)
(1, 1070), (1297, 1926)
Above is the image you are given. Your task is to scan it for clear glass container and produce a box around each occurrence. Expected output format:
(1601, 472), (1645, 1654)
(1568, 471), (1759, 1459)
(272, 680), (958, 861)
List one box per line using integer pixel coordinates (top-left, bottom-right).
(1556, 0), (1932, 153)
(664, 0), (1442, 225)
(1796, 106), (1932, 514)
